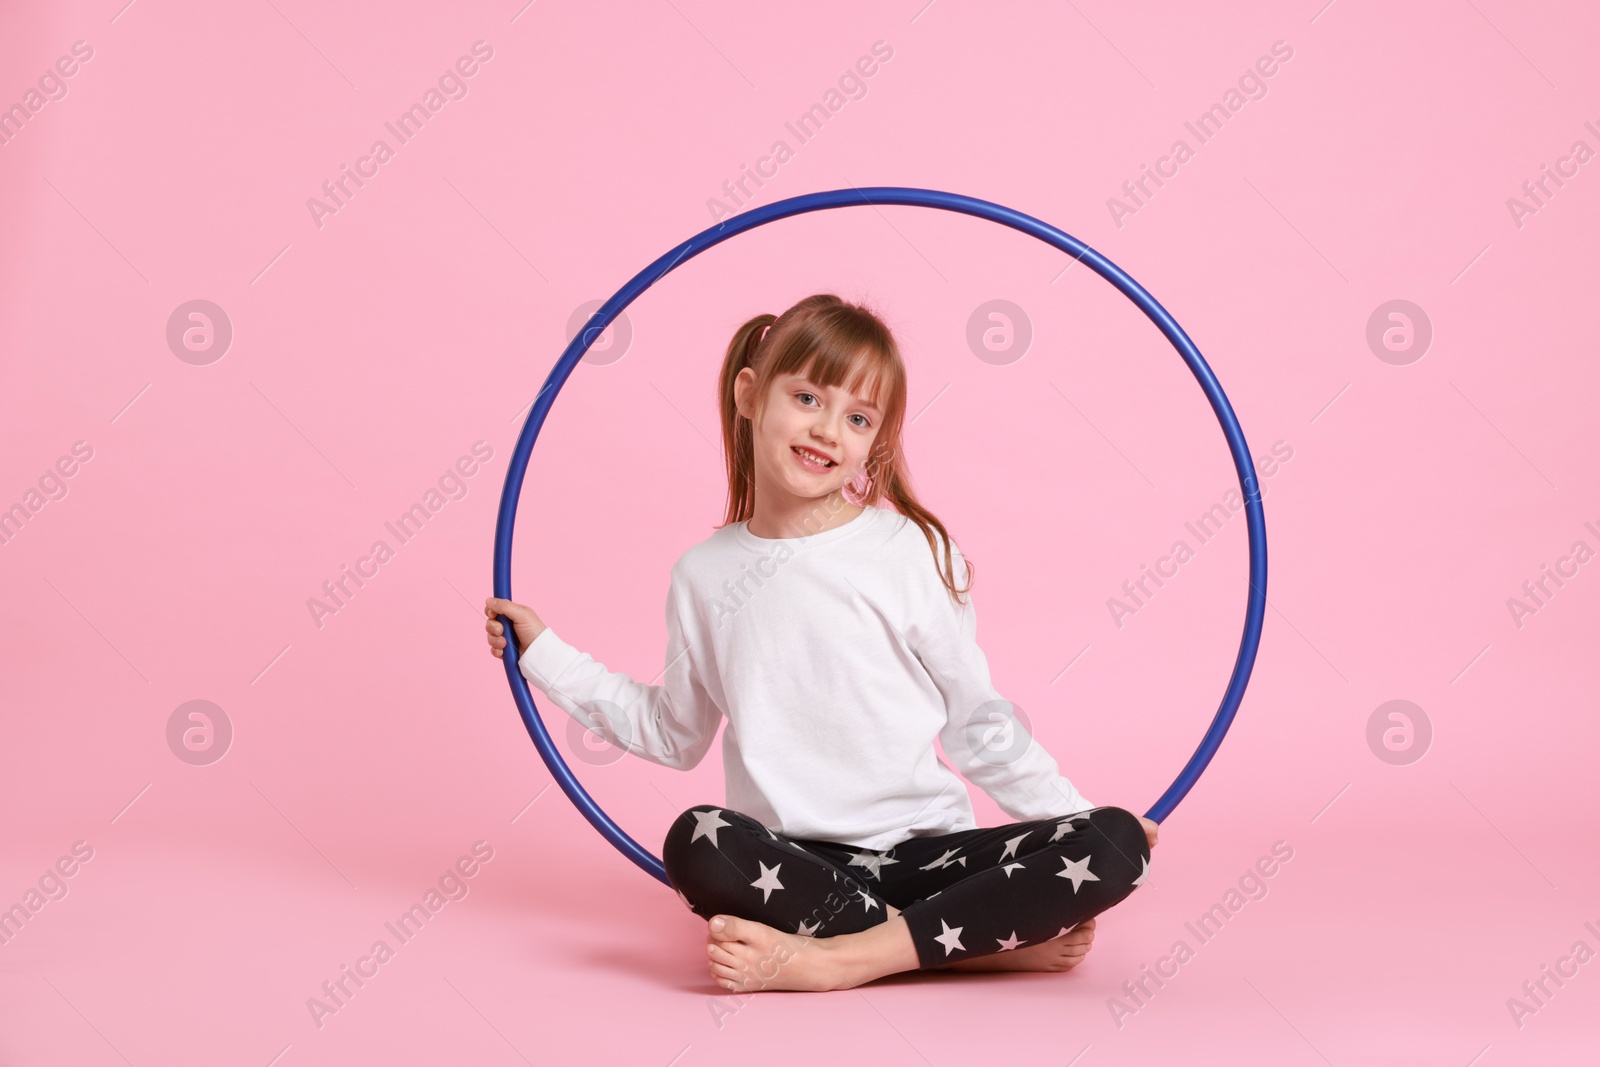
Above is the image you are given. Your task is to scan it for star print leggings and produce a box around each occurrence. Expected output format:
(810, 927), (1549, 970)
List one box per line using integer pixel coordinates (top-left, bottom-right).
(662, 804), (1150, 970)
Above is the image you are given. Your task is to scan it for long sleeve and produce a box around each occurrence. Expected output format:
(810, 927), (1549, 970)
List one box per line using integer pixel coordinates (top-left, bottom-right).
(909, 544), (1095, 820)
(515, 564), (722, 770)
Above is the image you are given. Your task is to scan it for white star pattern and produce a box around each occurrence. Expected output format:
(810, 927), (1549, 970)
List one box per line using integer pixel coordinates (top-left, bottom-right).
(933, 919), (966, 955)
(1055, 854), (1100, 892)
(846, 849), (900, 880)
(857, 889), (881, 913)
(1049, 811), (1093, 842)
(796, 918), (821, 936)
(995, 931), (1027, 952)
(999, 832), (1031, 862)
(1000, 861), (1026, 878)
(1131, 855), (1149, 887)
(919, 849), (966, 871)
(750, 861), (785, 903)
(691, 809), (732, 847)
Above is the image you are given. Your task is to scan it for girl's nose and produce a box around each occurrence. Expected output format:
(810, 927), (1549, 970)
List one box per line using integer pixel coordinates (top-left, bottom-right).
(814, 412), (844, 443)
(811, 428), (840, 451)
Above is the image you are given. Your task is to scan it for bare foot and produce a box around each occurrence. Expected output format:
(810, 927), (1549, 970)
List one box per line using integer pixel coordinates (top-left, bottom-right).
(706, 912), (919, 992)
(933, 917), (1096, 973)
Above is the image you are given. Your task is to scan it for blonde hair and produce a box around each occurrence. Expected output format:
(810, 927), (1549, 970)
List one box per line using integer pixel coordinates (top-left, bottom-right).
(715, 292), (974, 606)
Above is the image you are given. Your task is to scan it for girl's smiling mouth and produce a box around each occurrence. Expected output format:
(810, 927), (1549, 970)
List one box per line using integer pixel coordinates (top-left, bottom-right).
(792, 446), (836, 472)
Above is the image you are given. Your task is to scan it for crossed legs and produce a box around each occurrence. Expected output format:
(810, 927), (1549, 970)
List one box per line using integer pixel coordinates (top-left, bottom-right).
(662, 804), (1149, 991)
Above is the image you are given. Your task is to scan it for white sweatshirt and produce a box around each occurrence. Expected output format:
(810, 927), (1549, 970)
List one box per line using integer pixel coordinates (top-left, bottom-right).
(517, 502), (1094, 851)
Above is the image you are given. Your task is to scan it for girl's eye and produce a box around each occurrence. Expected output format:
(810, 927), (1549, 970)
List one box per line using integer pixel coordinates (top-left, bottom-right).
(797, 391), (870, 429)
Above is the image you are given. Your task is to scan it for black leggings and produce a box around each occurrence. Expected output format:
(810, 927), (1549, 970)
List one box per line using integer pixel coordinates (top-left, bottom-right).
(663, 804), (1150, 970)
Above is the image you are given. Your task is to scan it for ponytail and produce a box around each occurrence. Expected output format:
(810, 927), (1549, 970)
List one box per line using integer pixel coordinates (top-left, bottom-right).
(717, 314), (777, 529)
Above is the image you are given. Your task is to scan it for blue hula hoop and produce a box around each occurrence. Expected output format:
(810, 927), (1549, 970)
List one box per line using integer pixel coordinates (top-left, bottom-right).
(493, 186), (1268, 886)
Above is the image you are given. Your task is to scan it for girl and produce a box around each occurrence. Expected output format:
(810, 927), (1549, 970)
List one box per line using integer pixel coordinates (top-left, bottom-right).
(485, 293), (1156, 993)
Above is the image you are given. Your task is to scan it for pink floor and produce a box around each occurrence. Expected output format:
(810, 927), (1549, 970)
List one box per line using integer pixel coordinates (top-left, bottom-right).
(3, 811), (1596, 1064)
(4, 0), (1598, 1063)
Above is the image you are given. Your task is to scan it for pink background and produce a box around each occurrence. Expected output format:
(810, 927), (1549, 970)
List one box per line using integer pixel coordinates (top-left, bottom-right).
(2, 0), (1596, 1063)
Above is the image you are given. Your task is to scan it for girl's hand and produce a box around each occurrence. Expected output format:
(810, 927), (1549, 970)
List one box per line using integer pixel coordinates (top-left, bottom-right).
(1136, 815), (1159, 850)
(484, 597), (546, 658)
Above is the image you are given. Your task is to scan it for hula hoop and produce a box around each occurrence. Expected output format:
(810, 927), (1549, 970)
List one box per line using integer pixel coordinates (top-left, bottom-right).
(492, 187), (1268, 886)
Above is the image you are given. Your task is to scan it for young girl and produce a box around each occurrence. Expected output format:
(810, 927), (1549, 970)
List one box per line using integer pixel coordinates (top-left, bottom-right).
(485, 293), (1157, 992)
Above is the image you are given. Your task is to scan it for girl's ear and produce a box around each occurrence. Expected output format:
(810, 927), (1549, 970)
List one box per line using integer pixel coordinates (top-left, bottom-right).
(732, 366), (756, 419)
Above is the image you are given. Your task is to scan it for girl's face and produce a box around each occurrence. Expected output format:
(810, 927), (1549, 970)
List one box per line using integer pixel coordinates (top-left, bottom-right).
(736, 364), (883, 507)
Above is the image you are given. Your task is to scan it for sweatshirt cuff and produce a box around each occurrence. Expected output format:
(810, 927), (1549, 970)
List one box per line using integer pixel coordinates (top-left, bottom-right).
(516, 627), (581, 695)
(1051, 779), (1094, 817)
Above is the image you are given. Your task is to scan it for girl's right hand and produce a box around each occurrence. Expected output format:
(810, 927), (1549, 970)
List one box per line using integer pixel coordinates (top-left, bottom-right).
(484, 597), (547, 658)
